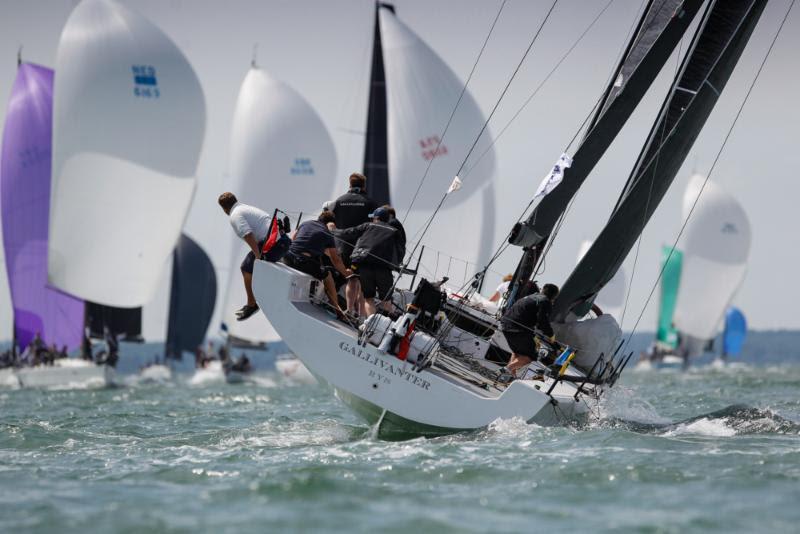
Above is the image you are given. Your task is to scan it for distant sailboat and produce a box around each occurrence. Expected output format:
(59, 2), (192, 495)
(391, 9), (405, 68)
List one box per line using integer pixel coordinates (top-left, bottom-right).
(0, 62), (108, 388)
(1, 62), (84, 353)
(364, 3), (497, 275)
(642, 174), (751, 368)
(222, 65), (338, 348)
(672, 174), (751, 359)
(47, 0), (205, 311)
(165, 234), (217, 360)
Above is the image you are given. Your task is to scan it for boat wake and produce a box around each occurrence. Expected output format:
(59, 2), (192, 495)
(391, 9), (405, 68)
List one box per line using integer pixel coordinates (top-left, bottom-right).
(602, 404), (800, 437)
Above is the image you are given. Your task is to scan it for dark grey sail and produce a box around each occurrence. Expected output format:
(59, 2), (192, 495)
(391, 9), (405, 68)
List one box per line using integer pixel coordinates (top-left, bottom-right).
(165, 234), (217, 359)
(553, 0), (767, 321)
(86, 302), (142, 342)
(362, 2), (394, 205)
(506, 0), (704, 303)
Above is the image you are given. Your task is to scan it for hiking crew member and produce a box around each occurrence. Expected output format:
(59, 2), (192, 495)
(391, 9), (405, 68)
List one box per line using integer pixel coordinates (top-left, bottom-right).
(218, 192), (272, 321)
(330, 172), (378, 313)
(282, 211), (351, 315)
(497, 284), (560, 381)
(334, 207), (399, 317)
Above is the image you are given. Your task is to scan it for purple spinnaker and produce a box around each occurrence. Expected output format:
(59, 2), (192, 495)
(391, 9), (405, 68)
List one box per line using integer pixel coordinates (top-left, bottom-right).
(1, 63), (84, 351)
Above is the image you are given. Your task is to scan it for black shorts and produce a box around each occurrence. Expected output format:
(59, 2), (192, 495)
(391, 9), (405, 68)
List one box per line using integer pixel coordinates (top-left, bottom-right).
(354, 264), (393, 300)
(282, 253), (326, 281)
(502, 330), (536, 357)
(241, 239), (267, 274)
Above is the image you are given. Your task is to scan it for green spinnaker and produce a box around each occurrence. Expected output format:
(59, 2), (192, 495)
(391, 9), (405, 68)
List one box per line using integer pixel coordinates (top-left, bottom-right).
(656, 245), (683, 349)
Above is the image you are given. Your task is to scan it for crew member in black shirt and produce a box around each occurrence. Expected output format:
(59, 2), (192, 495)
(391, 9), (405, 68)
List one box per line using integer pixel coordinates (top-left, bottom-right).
(334, 207), (399, 317)
(282, 211), (351, 314)
(382, 205), (406, 267)
(331, 172), (378, 315)
(498, 283), (559, 379)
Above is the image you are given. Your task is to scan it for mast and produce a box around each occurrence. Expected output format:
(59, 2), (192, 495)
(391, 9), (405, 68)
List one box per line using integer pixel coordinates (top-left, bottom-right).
(553, 0), (768, 321)
(505, 0), (704, 307)
(362, 2), (393, 205)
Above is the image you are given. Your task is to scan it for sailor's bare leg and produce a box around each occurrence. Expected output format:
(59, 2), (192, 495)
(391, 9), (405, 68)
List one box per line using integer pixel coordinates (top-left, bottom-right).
(506, 353), (533, 374)
(345, 278), (362, 315)
(323, 274), (343, 314)
(364, 297), (377, 317)
(242, 270), (256, 306)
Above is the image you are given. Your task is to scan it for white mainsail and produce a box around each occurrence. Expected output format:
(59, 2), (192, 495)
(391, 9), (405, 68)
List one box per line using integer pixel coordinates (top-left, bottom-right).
(223, 67), (337, 344)
(48, 0), (205, 307)
(577, 240), (627, 321)
(673, 174), (751, 342)
(379, 9), (497, 276)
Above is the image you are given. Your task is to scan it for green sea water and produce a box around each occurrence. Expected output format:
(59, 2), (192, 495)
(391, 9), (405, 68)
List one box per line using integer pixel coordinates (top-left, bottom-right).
(1, 363), (798, 533)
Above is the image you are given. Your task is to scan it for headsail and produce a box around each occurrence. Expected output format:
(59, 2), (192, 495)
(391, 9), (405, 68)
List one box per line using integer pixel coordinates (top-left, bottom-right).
(165, 234), (216, 359)
(656, 245), (683, 349)
(377, 5), (497, 269)
(722, 307), (747, 357)
(48, 0), (205, 307)
(576, 241), (626, 320)
(509, 0), (704, 251)
(85, 302), (141, 340)
(673, 174), (751, 341)
(223, 66), (337, 345)
(554, 0), (766, 321)
(363, 2), (392, 205)
(0, 63), (84, 351)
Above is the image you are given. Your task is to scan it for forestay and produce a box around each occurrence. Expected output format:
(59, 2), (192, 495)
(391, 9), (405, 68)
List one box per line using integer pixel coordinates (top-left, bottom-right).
(673, 174), (750, 341)
(1, 63), (84, 350)
(378, 7), (497, 269)
(48, 0), (205, 307)
(223, 67), (337, 344)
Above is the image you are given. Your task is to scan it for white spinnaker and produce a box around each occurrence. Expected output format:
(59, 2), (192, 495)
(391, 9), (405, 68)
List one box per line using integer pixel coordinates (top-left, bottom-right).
(223, 67), (337, 343)
(673, 174), (751, 341)
(379, 9), (497, 273)
(48, 0), (205, 307)
(577, 240), (627, 321)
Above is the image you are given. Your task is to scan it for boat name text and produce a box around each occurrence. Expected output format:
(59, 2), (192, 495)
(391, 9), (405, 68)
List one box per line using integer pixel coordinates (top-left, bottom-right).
(339, 342), (431, 390)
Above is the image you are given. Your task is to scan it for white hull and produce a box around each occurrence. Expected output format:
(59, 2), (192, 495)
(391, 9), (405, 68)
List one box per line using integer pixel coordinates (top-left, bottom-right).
(253, 261), (595, 438)
(14, 359), (114, 389)
(275, 357), (317, 385)
(189, 360), (252, 385)
(0, 368), (20, 388)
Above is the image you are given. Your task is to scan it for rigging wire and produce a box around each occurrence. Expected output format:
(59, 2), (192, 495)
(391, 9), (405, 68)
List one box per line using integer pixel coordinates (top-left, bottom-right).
(400, 0), (509, 223)
(620, 0), (795, 355)
(403, 0), (559, 254)
(619, 30), (688, 330)
(461, 0), (617, 179)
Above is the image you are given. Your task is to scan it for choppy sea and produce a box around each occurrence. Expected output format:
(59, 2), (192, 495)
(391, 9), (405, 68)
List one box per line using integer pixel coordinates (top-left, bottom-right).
(1, 341), (799, 533)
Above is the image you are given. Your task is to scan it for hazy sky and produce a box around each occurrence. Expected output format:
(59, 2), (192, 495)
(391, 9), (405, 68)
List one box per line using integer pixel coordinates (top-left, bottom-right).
(0, 0), (798, 342)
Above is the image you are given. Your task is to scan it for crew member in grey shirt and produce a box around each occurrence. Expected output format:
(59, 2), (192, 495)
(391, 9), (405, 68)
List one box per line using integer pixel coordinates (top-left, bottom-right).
(218, 192), (271, 321)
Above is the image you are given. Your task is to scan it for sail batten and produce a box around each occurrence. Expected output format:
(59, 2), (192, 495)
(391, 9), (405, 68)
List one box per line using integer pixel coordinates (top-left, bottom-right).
(554, 0), (766, 321)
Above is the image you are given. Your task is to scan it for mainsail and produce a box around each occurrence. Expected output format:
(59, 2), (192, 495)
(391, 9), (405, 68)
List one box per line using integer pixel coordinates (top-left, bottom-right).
(47, 0), (205, 308)
(373, 4), (497, 270)
(0, 63), (84, 351)
(673, 174), (751, 341)
(85, 303), (141, 340)
(165, 234), (217, 359)
(223, 66), (337, 345)
(656, 245), (683, 349)
(554, 0), (766, 321)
